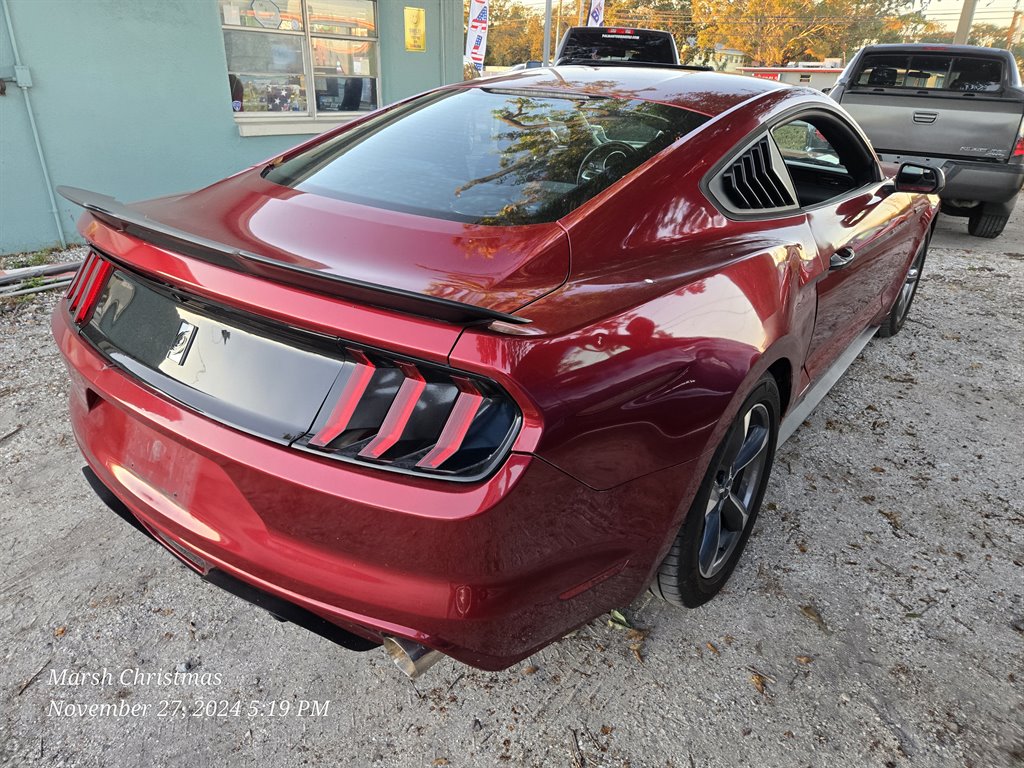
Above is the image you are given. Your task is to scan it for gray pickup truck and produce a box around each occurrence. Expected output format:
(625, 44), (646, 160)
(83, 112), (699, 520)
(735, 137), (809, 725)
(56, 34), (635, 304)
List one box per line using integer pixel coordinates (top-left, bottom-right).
(830, 44), (1024, 238)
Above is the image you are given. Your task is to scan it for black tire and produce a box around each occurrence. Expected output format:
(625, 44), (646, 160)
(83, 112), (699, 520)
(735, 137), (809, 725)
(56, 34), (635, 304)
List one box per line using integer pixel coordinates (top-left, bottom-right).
(967, 211), (1009, 238)
(651, 375), (780, 608)
(877, 236), (928, 338)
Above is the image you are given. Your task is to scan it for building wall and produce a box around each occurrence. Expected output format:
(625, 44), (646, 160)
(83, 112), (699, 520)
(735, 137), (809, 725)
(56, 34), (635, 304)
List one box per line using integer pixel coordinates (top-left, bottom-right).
(777, 71), (842, 91)
(0, 0), (463, 254)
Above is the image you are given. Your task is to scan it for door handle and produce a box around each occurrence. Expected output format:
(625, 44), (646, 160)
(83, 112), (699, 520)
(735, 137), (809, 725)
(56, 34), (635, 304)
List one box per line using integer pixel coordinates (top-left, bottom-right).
(830, 246), (856, 270)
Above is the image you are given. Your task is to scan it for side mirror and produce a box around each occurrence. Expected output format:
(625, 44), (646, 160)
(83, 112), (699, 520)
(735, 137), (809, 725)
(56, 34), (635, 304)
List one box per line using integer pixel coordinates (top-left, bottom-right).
(894, 163), (945, 194)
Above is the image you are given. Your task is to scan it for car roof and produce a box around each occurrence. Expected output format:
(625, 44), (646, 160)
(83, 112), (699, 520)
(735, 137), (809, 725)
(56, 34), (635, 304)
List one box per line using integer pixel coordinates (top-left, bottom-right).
(464, 65), (787, 116)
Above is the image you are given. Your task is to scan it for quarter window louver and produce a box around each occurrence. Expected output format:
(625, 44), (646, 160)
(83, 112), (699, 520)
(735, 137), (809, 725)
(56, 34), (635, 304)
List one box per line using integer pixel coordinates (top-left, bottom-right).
(720, 138), (795, 210)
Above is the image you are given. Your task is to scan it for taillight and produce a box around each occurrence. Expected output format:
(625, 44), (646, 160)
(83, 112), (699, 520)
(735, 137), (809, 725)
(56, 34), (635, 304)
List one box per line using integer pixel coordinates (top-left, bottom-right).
(66, 250), (112, 325)
(1013, 136), (1024, 160)
(300, 347), (519, 481)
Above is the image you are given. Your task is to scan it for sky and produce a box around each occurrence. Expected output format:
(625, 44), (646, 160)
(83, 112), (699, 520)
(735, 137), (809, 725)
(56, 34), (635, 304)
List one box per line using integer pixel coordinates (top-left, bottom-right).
(515, 0), (1020, 31)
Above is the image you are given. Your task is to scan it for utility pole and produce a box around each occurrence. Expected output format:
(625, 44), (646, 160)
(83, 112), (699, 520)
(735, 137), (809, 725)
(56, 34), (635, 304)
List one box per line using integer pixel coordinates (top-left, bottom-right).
(1009, 0), (1022, 48)
(953, 0), (978, 45)
(543, 0), (553, 64)
(555, 0), (563, 50)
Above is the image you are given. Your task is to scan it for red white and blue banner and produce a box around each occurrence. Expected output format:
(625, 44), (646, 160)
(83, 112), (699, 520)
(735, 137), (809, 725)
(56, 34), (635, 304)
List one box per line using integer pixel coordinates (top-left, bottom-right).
(465, 0), (490, 72)
(587, 0), (605, 26)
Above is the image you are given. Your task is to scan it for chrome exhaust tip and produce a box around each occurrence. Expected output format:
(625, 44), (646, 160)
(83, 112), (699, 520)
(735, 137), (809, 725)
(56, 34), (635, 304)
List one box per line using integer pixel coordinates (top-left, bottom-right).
(382, 636), (444, 679)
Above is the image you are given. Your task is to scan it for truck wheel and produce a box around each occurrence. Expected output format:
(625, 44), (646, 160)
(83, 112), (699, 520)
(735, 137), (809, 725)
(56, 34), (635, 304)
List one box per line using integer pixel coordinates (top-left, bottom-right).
(967, 211), (1009, 238)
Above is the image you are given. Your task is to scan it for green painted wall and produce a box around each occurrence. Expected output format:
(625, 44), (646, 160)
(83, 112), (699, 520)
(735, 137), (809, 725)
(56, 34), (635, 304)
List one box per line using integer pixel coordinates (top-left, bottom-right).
(0, 0), (463, 254)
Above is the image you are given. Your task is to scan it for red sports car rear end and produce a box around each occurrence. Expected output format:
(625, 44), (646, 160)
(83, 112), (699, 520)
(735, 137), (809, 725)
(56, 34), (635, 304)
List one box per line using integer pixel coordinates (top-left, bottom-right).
(53, 66), (938, 674)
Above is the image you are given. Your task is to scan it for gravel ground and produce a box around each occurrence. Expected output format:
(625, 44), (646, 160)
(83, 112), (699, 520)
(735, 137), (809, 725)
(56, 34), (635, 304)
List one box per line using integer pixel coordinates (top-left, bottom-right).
(1, 211), (1022, 768)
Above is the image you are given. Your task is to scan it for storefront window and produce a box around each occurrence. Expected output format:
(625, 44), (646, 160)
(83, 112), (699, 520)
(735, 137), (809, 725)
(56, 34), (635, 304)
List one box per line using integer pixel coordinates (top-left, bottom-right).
(220, 0), (378, 117)
(312, 37), (377, 112)
(308, 0), (375, 36)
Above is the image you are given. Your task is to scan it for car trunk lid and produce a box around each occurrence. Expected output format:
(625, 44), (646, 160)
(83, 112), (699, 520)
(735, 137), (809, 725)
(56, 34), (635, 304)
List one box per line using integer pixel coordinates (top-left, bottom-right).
(65, 171), (570, 322)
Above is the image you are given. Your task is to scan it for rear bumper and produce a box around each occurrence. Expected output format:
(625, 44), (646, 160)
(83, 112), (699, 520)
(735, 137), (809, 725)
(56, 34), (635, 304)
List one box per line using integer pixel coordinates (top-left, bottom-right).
(81, 464), (381, 652)
(878, 152), (1024, 205)
(54, 302), (696, 670)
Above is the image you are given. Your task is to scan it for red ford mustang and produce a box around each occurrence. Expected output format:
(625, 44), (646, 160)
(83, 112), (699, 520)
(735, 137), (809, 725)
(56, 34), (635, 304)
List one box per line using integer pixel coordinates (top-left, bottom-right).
(53, 66), (941, 676)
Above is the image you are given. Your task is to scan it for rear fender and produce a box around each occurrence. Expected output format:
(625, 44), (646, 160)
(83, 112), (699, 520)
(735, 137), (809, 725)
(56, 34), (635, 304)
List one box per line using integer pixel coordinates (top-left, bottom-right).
(451, 242), (814, 491)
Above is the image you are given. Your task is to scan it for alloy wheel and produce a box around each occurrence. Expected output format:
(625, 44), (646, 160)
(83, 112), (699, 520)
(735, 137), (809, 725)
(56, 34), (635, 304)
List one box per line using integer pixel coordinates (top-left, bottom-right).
(698, 403), (772, 579)
(893, 245), (925, 325)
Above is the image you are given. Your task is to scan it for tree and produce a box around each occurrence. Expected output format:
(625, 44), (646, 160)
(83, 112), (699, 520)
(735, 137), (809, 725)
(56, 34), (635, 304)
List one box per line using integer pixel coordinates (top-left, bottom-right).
(692, 0), (843, 65)
(691, 0), (959, 66)
(914, 22), (1014, 47)
(464, 0), (545, 67)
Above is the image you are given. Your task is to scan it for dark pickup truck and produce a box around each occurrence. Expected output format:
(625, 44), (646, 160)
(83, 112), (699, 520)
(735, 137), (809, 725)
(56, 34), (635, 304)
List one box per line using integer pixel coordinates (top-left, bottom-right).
(555, 26), (679, 66)
(830, 44), (1024, 238)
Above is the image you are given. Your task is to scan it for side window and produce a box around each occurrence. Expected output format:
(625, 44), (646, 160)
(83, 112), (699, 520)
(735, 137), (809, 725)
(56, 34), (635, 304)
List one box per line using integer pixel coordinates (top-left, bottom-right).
(769, 115), (877, 207)
(948, 57), (1003, 92)
(771, 120), (847, 173)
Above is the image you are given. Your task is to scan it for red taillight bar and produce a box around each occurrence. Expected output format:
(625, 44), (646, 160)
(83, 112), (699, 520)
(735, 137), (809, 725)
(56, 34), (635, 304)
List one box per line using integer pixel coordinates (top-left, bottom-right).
(67, 254), (100, 312)
(1013, 137), (1024, 157)
(74, 260), (112, 324)
(358, 362), (426, 459)
(416, 378), (484, 470)
(308, 349), (376, 448)
(65, 261), (89, 304)
(67, 251), (112, 325)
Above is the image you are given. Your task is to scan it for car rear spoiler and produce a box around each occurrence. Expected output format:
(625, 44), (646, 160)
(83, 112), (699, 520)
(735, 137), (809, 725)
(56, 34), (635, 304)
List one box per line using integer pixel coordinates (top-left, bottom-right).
(57, 186), (530, 327)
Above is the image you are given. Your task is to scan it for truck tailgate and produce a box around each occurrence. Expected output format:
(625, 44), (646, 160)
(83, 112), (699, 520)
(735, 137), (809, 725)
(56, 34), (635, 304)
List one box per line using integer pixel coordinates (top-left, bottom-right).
(842, 92), (1023, 161)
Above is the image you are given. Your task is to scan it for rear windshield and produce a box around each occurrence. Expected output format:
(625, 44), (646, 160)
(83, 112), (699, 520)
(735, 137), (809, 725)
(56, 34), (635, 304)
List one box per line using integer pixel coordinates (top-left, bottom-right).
(852, 53), (1004, 92)
(557, 28), (676, 65)
(264, 88), (708, 225)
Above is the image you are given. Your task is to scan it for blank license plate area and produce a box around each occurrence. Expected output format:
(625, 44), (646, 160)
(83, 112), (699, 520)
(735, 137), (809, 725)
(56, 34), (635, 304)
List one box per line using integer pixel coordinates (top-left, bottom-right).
(84, 269), (345, 443)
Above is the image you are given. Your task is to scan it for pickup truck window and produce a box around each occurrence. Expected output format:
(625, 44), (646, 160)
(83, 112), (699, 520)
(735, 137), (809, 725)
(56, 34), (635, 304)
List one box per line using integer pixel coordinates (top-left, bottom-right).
(556, 28), (677, 65)
(853, 54), (1003, 92)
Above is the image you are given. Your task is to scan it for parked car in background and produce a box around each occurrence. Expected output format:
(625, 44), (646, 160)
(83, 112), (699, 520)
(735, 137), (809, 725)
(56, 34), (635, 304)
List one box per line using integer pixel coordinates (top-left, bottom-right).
(555, 26), (679, 65)
(55, 69), (940, 678)
(830, 43), (1024, 238)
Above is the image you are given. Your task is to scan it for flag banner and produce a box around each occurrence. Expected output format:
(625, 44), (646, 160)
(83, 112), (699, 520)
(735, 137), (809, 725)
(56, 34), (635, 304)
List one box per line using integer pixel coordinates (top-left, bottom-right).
(465, 0), (490, 72)
(587, 0), (604, 26)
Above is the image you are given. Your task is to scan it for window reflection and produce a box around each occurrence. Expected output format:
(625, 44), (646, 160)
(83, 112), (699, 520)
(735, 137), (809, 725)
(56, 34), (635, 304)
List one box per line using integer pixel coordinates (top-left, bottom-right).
(265, 89), (709, 224)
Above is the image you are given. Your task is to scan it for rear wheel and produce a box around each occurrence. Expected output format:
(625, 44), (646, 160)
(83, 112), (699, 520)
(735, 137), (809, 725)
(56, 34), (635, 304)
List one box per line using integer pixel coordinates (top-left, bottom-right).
(652, 375), (779, 608)
(967, 209), (1009, 238)
(877, 237), (927, 338)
